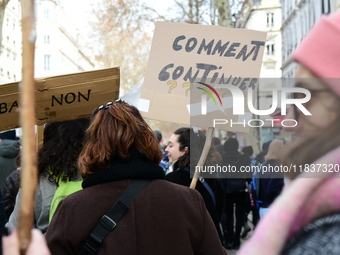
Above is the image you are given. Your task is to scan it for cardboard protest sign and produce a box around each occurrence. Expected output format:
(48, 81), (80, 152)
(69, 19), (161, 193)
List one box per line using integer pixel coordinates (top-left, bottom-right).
(0, 67), (120, 131)
(0, 81), (19, 131)
(140, 22), (266, 132)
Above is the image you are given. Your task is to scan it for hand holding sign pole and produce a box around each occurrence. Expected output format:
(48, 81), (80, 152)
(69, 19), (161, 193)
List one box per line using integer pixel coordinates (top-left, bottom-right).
(18, 0), (37, 254)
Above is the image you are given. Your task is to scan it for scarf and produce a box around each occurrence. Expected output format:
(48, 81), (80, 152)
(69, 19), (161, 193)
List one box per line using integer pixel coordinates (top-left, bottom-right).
(82, 149), (165, 189)
(239, 146), (340, 255)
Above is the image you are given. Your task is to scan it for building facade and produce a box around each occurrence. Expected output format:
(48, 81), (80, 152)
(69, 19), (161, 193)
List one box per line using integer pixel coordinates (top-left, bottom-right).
(237, 0), (282, 79)
(236, 0), (283, 145)
(0, 0), (95, 84)
(281, 0), (334, 80)
(34, 0), (95, 78)
(335, 0), (340, 10)
(0, 0), (21, 84)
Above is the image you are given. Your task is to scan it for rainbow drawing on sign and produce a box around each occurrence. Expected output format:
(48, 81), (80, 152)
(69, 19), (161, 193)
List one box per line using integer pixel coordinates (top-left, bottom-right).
(196, 82), (223, 106)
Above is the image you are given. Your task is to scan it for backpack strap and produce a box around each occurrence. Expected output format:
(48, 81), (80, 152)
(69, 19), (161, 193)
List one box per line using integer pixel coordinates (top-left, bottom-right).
(180, 167), (216, 206)
(78, 179), (150, 255)
(198, 176), (216, 206)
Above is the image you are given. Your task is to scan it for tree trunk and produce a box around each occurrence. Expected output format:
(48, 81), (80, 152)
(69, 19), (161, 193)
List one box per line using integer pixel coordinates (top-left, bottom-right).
(215, 0), (233, 27)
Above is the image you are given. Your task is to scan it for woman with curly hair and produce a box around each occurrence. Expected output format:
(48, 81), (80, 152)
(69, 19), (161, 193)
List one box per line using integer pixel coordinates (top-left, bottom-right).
(7, 118), (89, 233)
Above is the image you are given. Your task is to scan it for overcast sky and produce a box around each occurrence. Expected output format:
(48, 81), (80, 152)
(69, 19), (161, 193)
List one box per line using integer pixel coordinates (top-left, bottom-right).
(61, 0), (176, 35)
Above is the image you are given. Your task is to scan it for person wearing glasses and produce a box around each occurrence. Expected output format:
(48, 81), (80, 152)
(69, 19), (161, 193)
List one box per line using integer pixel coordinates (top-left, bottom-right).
(45, 100), (227, 255)
(239, 12), (340, 255)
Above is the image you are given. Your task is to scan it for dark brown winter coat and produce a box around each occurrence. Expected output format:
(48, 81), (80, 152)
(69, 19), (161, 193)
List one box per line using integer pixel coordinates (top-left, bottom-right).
(46, 158), (227, 255)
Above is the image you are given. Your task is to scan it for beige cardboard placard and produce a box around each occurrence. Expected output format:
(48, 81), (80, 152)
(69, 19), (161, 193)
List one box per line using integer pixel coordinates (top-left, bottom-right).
(140, 22), (266, 132)
(0, 67), (120, 131)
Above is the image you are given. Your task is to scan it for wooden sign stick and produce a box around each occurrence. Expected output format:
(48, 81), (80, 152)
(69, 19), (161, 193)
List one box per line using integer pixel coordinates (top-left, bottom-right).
(17, 0), (37, 254)
(190, 127), (214, 189)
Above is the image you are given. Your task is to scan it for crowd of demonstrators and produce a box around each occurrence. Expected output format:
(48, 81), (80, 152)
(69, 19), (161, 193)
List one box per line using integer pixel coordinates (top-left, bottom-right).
(7, 119), (89, 234)
(3, 13), (340, 255)
(45, 101), (227, 255)
(257, 139), (285, 218)
(208, 137), (285, 249)
(165, 128), (225, 244)
(239, 12), (340, 255)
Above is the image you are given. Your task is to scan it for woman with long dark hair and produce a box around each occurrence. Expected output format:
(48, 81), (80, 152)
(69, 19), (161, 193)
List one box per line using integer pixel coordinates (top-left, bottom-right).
(7, 118), (89, 233)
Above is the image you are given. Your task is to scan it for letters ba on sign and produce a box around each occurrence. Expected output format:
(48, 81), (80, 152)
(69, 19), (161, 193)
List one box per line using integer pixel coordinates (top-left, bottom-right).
(140, 21), (266, 132)
(0, 67), (120, 132)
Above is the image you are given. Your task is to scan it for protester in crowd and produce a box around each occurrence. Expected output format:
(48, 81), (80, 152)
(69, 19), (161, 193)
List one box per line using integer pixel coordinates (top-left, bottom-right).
(212, 137), (225, 157)
(2, 228), (51, 255)
(165, 128), (224, 244)
(2, 154), (21, 221)
(7, 119), (89, 234)
(153, 130), (169, 173)
(257, 139), (285, 218)
(240, 146), (260, 237)
(242, 146), (260, 170)
(254, 141), (271, 164)
(222, 138), (251, 250)
(0, 130), (20, 190)
(239, 12), (340, 255)
(45, 100), (227, 255)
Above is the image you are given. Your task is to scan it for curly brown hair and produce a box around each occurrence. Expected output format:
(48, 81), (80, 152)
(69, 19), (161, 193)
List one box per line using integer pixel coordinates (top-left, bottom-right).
(78, 100), (162, 178)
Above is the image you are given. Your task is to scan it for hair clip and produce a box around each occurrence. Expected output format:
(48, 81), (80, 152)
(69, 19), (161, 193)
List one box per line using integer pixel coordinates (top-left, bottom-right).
(93, 99), (125, 116)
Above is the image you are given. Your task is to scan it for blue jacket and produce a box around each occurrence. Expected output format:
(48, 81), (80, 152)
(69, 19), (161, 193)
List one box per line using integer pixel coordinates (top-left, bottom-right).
(258, 160), (284, 208)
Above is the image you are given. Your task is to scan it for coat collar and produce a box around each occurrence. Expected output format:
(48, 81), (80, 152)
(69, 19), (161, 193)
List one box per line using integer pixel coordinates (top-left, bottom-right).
(82, 149), (165, 189)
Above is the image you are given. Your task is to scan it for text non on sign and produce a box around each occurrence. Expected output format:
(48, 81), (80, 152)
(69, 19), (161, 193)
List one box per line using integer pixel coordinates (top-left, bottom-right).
(51, 90), (91, 106)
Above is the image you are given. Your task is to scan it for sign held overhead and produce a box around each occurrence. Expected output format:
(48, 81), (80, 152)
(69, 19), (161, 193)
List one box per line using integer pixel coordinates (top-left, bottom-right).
(0, 67), (120, 131)
(140, 22), (266, 133)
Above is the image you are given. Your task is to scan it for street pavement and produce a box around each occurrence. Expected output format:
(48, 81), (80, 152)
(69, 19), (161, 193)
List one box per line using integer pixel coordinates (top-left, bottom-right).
(224, 217), (255, 255)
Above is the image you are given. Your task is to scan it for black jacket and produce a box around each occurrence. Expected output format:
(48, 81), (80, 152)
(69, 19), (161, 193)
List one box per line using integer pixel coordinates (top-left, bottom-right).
(1, 169), (21, 220)
(258, 160), (284, 208)
(222, 151), (251, 194)
(165, 168), (224, 243)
